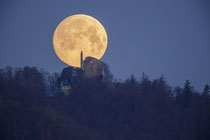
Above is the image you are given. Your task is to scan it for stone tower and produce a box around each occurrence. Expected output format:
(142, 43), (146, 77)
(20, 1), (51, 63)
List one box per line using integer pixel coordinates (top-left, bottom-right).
(80, 51), (83, 69)
(82, 57), (104, 78)
(80, 51), (104, 78)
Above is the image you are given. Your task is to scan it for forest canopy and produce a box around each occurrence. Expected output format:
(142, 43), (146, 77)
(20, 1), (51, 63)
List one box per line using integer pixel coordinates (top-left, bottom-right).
(0, 66), (209, 140)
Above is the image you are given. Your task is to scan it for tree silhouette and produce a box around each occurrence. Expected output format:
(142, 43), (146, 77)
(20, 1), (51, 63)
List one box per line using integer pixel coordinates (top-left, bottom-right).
(0, 66), (209, 140)
(203, 84), (209, 95)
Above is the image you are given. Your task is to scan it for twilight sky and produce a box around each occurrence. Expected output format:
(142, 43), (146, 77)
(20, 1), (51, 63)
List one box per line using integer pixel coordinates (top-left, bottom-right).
(0, 0), (210, 91)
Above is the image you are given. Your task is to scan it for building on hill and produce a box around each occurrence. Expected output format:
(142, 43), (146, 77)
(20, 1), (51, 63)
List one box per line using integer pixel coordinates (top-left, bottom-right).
(60, 51), (105, 95)
(81, 51), (104, 78)
(61, 82), (71, 96)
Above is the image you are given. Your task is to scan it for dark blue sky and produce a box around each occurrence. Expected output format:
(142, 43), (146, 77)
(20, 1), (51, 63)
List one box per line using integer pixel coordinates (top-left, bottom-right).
(0, 0), (210, 91)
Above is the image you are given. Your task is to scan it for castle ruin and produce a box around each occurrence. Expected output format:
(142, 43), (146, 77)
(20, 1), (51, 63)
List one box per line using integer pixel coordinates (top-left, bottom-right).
(80, 51), (104, 78)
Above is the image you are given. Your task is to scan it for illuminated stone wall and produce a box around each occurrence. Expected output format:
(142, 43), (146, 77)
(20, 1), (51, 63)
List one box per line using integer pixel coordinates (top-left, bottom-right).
(82, 57), (104, 78)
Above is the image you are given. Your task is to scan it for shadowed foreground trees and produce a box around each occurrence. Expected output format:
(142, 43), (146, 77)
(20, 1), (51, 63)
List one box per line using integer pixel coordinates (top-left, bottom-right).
(0, 66), (210, 140)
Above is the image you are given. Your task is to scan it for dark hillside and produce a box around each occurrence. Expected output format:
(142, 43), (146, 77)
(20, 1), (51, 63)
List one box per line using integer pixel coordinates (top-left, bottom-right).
(0, 66), (210, 140)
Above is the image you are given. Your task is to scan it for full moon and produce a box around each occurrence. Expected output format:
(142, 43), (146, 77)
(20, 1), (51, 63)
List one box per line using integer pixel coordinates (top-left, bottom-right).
(53, 14), (108, 67)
